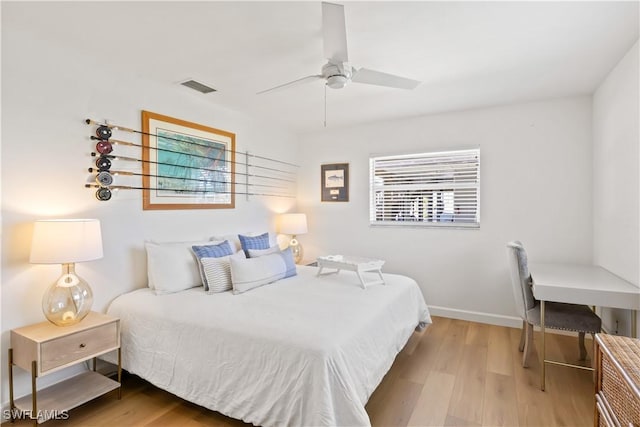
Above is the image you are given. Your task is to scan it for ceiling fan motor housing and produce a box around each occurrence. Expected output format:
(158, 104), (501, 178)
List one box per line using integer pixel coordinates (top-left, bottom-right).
(323, 62), (352, 89)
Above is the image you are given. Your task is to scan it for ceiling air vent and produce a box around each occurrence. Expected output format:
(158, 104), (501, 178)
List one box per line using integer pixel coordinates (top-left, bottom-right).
(180, 79), (217, 94)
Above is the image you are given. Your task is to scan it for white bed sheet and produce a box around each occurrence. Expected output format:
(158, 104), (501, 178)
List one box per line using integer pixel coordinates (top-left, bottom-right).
(107, 265), (431, 427)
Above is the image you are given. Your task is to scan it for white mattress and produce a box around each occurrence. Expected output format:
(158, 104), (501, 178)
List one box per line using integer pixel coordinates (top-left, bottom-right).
(107, 265), (431, 427)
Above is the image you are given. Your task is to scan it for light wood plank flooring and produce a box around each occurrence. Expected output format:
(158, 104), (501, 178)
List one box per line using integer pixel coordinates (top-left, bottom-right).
(4, 316), (595, 426)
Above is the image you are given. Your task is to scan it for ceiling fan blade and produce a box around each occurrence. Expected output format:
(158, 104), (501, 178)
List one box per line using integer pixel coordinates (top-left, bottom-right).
(322, 2), (349, 63)
(351, 68), (421, 90)
(256, 75), (323, 95)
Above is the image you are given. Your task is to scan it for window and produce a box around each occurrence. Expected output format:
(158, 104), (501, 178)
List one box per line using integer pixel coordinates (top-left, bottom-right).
(369, 148), (480, 227)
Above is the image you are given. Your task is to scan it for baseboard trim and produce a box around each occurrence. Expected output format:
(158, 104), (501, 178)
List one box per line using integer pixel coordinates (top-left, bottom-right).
(428, 305), (522, 328)
(428, 305), (601, 338)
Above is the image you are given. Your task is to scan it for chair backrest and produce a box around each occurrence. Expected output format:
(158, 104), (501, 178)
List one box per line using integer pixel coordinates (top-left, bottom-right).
(506, 241), (536, 320)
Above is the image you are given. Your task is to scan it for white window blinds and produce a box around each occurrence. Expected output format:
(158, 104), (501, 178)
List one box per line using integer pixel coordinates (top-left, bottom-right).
(369, 148), (480, 227)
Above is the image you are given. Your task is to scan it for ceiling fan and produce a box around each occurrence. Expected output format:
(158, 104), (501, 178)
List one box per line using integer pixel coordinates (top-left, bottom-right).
(257, 2), (421, 95)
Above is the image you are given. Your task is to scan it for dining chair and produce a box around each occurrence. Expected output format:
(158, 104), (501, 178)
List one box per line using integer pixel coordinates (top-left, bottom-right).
(506, 241), (602, 368)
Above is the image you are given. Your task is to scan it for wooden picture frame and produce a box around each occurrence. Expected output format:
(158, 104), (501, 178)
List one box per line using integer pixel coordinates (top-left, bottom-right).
(141, 111), (235, 210)
(321, 163), (349, 202)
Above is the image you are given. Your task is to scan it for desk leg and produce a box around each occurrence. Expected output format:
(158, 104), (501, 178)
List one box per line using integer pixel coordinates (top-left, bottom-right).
(632, 309), (637, 339)
(541, 300), (546, 391)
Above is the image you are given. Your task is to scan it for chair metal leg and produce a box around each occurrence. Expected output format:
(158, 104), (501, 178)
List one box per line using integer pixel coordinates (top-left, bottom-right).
(522, 322), (534, 368)
(541, 300), (546, 391)
(578, 331), (587, 361)
(518, 320), (526, 352)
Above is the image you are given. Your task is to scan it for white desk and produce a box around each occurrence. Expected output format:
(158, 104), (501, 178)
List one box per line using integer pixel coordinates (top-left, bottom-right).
(530, 262), (640, 390)
(531, 263), (640, 312)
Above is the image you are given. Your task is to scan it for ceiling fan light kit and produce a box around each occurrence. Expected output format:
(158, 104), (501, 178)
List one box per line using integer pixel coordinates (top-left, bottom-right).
(327, 75), (348, 89)
(324, 63), (352, 89)
(257, 2), (421, 95)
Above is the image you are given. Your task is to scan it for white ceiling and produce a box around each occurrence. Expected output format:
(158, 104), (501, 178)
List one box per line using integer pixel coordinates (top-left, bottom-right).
(5, 1), (639, 134)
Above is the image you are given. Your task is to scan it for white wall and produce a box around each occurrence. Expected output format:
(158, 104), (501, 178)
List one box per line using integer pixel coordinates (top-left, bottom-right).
(593, 40), (640, 336)
(2, 1), (633, 414)
(298, 96), (593, 323)
(1, 21), (298, 405)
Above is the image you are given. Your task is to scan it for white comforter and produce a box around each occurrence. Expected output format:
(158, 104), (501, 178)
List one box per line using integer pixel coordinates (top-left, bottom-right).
(107, 266), (431, 427)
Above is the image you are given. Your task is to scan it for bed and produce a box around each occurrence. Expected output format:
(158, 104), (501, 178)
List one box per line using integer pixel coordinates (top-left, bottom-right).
(107, 264), (431, 427)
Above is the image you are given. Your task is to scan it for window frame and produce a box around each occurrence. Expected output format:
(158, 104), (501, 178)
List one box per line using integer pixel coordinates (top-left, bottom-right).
(369, 147), (481, 229)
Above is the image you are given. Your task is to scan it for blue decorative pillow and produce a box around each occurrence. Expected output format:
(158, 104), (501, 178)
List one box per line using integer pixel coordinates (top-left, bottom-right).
(192, 240), (234, 258)
(238, 232), (270, 255)
(278, 247), (297, 278)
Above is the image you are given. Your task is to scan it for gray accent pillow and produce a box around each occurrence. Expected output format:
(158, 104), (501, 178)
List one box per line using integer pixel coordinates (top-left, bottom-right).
(230, 250), (296, 294)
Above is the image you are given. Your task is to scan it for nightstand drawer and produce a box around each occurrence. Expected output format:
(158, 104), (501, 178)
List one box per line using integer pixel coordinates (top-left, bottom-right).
(41, 322), (118, 372)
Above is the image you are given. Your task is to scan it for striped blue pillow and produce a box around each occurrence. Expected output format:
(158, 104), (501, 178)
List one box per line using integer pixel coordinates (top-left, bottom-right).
(201, 251), (246, 293)
(238, 232), (270, 255)
(192, 241), (234, 291)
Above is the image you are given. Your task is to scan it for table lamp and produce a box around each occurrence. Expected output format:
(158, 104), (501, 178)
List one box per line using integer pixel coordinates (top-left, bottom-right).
(29, 219), (103, 326)
(278, 213), (308, 264)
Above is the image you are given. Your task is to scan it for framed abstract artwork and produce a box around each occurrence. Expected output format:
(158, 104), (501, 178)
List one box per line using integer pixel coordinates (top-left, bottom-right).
(321, 163), (349, 202)
(141, 111), (236, 210)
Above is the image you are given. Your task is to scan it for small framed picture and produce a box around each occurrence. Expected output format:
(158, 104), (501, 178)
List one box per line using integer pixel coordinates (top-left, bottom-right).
(321, 163), (349, 202)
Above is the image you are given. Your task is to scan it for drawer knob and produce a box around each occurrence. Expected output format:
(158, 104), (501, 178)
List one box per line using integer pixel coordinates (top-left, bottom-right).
(79, 343), (86, 348)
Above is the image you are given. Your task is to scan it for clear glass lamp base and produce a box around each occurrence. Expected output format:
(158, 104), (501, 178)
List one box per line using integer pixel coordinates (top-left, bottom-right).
(289, 237), (303, 264)
(42, 263), (93, 326)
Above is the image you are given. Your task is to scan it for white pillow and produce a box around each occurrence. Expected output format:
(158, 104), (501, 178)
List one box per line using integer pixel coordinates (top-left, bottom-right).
(211, 232), (277, 252)
(230, 248), (297, 294)
(145, 240), (216, 294)
(247, 245), (281, 258)
(201, 251), (247, 294)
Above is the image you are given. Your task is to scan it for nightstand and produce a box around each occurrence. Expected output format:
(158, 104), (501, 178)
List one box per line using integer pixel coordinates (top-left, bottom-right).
(8, 312), (121, 425)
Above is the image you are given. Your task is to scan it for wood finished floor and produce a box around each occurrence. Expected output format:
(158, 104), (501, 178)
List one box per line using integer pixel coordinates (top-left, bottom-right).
(5, 316), (595, 427)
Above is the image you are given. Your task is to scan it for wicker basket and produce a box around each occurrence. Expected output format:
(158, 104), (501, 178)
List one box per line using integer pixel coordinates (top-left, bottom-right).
(595, 334), (640, 427)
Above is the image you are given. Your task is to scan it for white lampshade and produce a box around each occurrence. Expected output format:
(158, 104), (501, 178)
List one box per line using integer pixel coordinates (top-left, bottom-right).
(30, 219), (103, 264)
(278, 213), (308, 235)
(30, 219), (103, 326)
